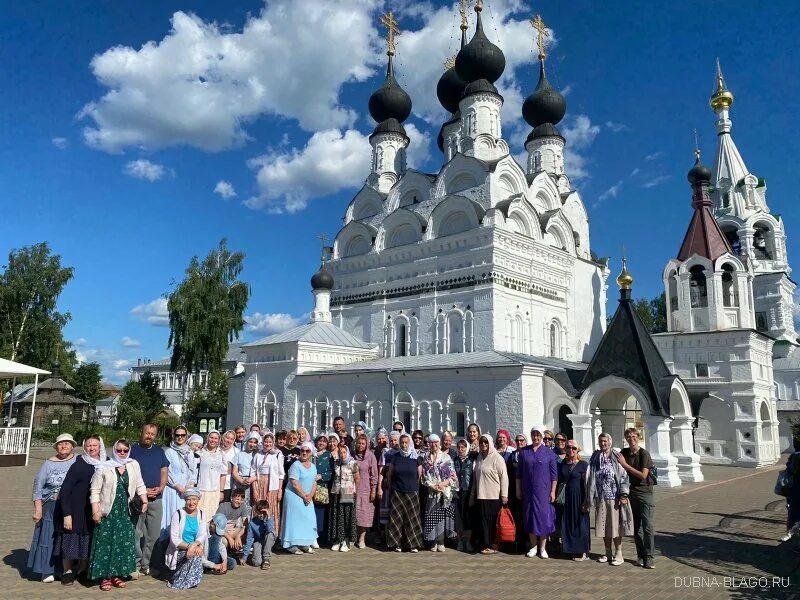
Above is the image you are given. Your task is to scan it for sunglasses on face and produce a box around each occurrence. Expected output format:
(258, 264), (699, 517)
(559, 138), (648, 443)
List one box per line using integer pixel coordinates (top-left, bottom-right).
(516, 438), (526, 442)
(174, 433), (186, 438)
(300, 449), (312, 454)
(566, 446), (578, 450)
(543, 437), (553, 441)
(116, 448), (129, 454)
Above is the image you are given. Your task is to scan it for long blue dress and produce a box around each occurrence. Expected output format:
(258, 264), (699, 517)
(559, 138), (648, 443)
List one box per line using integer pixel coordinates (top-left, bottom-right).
(518, 445), (557, 536)
(281, 461), (318, 548)
(161, 447), (193, 538)
(558, 460), (590, 553)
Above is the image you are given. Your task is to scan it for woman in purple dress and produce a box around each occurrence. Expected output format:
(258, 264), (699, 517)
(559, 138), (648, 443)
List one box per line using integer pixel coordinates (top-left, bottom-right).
(516, 425), (557, 559)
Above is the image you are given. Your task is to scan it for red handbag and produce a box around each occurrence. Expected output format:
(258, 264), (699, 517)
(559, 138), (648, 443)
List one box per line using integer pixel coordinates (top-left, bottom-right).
(496, 506), (516, 543)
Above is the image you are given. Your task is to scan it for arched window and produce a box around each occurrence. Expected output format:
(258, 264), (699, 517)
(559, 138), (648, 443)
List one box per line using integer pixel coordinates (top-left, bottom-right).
(722, 226), (741, 255)
(558, 405), (573, 439)
(396, 321), (408, 357)
(721, 264), (738, 307)
(448, 312), (463, 353)
(549, 321), (561, 358)
(668, 270), (678, 312)
(753, 222), (775, 260)
(689, 265), (708, 308)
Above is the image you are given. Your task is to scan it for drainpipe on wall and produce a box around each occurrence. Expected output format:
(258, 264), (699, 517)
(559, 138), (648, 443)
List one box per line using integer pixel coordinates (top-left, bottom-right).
(386, 369), (395, 422)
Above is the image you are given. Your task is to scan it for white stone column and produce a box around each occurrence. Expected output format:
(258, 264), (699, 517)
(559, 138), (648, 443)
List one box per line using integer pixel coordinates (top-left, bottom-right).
(642, 415), (681, 487)
(568, 413), (594, 455)
(671, 416), (704, 483)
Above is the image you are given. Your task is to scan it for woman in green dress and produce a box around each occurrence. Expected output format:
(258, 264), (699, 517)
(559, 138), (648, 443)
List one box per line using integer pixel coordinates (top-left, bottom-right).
(88, 439), (148, 591)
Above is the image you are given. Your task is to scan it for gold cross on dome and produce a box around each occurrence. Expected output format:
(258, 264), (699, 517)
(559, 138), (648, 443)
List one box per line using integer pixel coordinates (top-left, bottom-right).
(459, 0), (470, 31)
(444, 55), (456, 70)
(531, 14), (549, 60)
(380, 11), (400, 56)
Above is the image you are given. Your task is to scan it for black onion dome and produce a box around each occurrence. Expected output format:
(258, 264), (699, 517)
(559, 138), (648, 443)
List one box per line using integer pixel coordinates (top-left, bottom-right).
(522, 62), (566, 128)
(526, 122), (564, 145)
(687, 156), (712, 185)
(463, 78), (500, 97)
(368, 57), (412, 124)
(437, 66), (466, 114)
(454, 10), (505, 84)
(311, 265), (334, 291)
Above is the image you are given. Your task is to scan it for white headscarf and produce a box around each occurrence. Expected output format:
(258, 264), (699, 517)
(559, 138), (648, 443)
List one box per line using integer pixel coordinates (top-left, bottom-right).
(398, 432), (418, 459)
(94, 439), (135, 470)
(80, 436), (107, 467)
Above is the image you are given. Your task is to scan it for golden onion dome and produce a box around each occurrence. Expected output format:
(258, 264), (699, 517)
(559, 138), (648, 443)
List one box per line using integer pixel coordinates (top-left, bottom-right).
(710, 87), (734, 111)
(617, 258), (634, 290)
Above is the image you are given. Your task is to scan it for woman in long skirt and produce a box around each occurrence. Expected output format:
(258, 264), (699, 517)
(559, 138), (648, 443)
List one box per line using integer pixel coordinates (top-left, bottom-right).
(328, 442), (360, 551)
(161, 427), (193, 536)
(165, 489), (206, 589)
(558, 440), (590, 560)
(353, 434), (377, 548)
(312, 435), (333, 546)
(196, 432), (227, 522)
(29, 434), (77, 582)
(386, 433), (423, 552)
(452, 439), (475, 551)
(421, 434), (457, 551)
(281, 443), (318, 553)
(377, 432), (400, 528)
(252, 431), (285, 538)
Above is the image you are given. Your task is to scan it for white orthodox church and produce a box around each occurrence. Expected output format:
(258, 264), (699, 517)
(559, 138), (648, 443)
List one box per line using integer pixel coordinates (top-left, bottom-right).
(228, 5), (791, 486)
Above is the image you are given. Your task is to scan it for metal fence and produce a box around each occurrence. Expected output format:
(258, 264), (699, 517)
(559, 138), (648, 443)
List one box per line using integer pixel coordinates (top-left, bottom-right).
(0, 427), (28, 454)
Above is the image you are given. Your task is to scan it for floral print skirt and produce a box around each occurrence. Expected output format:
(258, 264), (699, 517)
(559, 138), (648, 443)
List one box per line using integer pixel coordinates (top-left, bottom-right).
(89, 473), (136, 580)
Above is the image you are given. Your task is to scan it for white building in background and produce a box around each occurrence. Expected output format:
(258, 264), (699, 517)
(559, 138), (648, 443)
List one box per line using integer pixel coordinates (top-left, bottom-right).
(228, 6), (788, 481)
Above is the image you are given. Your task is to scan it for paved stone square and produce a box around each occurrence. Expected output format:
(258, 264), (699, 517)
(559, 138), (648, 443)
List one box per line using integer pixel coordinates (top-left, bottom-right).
(2, 449), (799, 599)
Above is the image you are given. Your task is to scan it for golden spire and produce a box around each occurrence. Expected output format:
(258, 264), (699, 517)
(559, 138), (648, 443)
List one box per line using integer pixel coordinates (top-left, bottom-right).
(444, 55), (456, 70)
(531, 14), (549, 61)
(617, 256), (633, 290)
(710, 57), (734, 111)
(380, 11), (400, 57)
(459, 0), (469, 31)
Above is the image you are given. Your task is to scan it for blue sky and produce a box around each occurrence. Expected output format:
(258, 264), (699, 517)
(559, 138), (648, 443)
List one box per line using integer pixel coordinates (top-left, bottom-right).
(2, 0), (799, 382)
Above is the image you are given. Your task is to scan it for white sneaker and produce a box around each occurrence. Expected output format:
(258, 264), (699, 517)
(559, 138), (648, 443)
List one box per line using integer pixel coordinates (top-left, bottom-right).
(437, 544), (446, 553)
(526, 548), (537, 558)
(410, 548), (418, 553)
(42, 575), (55, 583)
(539, 549), (549, 559)
(331, 543), (341, 551)
(311, 540), (320, 549)
(781, 532), (793, 542)
(339, 543), (350, 552)
(129, 571), (140, 580)
(611, 556), (624, 566)
(597, 555), (608, 563)
(395, 547), (402, 552)
(305, 547), (315, 554)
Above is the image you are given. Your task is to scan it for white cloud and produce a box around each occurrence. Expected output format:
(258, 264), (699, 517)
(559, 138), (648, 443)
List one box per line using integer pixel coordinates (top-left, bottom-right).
(561, 114), (600, 181)
(246, 312), (306, 335)
(73, 337), (88, 347)
(79, 0), (377, 153)
(560, 84), (573, 96)
(598, 180), (623, 202)
(121, 336), (141, 348)
(641, 175), (671, 189)
(112, 359), (133, 370)
(630, 168), (640, 177)
(605, 121), (630, 133)
(131, 297), (169, 326)
(52, 137), (68, 149)
(214, 180), (236, 199)
(124, 159), (166, 181)
(645, 151), (665, 161)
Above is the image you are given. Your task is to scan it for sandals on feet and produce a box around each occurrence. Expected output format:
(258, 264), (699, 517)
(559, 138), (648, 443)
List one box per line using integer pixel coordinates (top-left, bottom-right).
(110, 577), (126, 588)
(480, 548), (498, 555)
(100, 579), (112, 591)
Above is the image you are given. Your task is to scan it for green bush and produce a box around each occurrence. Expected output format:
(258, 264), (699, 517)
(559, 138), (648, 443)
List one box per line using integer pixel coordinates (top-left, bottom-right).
(34, 418), (173, 447)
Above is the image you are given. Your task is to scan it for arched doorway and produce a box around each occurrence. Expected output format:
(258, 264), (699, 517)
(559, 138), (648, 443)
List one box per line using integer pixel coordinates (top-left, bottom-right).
(558, 405), (573, 439)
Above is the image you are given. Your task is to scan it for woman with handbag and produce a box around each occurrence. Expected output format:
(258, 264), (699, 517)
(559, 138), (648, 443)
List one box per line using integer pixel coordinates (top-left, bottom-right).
(557, 440), (590, 561)
(328, 442), (360, 551)
(312, 434), (333, 547)
(471, 433), (508, 555)
(88, 439), (148, 591)
(584, 432), (633, 565)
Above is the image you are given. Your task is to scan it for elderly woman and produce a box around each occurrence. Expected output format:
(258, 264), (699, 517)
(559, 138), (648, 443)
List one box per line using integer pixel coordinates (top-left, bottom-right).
(386, 432), (424, 552)
(585, 432), (633, 565)
(471, 434), (508, 555)
(442, 431), (457, 460)
(558, 440), (590, 561)
(373, 428), (388, 463)
(422, 434), (458, 551)
(55, 435), (104, 585)
(495, 429), (513, 460)
(517, 426), (558, 559)
(466, 423), (481, 453)
(165, 488), (206, 589)
(197, 431), (227, 522)
(281, 441), (318, 554)
(353, 434), (377, 548)
(312, 434), (333, 547)
(89, 439), (148, 590)
(29, 433), (77, 583)
(162, 426), (194, 537)
(377, 430), (401, 534)
(297, 427), (311, 445)
(252, 431), (285, 539)
(452, 439), (475, 551)
(329, 442), (360, 551)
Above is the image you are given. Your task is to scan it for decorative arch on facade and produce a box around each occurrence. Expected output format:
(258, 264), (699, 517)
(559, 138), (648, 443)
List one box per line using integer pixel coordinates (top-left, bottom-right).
(415, 399), (444, 433)
(384, 170), (434, 212)
(299, 399), (314, 432)
(385, 314), (414, 357)
(313, 394), (330, 435)
(351, 392), (368, 427)
(254, 390), (277, 430)
(333, 221), (377, 259)
(490, 156), (527, 200)
(496, 196), (543, 242)
(507, 312), (527, 354)
(432, 154), (488, 198)
(542, 211), (576, 255)
(345, 185), (385, 223)
(577, 375), (656, 417)
(395, 391), (415, 431)
(376, 208), (427, 251)
(548, 318), (563, 358)
(526, 171), (562, 213)
(445, 391), (473, 437)
(560, 192), (591, 258)
(428, 195), (484, 240)
(751, 218), (779, 261)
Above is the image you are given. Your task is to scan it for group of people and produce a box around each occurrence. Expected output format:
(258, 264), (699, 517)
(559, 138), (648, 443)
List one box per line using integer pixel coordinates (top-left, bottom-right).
(27, 418), (657, 590)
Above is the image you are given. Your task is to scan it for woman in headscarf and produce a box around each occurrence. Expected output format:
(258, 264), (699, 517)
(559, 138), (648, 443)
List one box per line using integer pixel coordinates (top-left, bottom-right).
(196, 431), (227, 522)
(297, 427), (311, 445)
(165, 488), (206, 589)
(353, 433), (378, 548)
(466, 423), (481, 453)
(232, 432), (260, 507)
(251, 431), (285, 539)
(55, 435), (102, 585)
(558, 440), (590, 561)
(351, 421), (371, 453)
(161, 426), (194, 538)
(281, 441), (318, 554)
(517, 425), (558, 559)
(29, 433), (77, 583)
(88, 439), (148, 590)
(312, 434), (333, 547)
(585, 432), (633, 565)
(452, 438), (475, 552)
(219, 430), (239, 502)
(187, 434), (203, 487)
(421, 434), (458, 552)
(373, 427), (388, 463)
(376, 430), (401, 535)
(471, 433), (508, 555)
(328, 441), (360, 551)
(386, 432), (423, 552)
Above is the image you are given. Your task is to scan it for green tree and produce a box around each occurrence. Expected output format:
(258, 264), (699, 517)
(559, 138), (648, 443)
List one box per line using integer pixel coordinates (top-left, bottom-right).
(183, 370), (229, 424)
(69, 362), (103, 407)
(116, 371), (166, 428)
(0, 243), (74, 367)
(167, 239), (249, 401)
(634, 293), (668, 334)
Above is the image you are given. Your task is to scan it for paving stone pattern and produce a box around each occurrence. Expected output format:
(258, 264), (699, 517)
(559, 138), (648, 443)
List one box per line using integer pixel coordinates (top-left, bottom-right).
(2, 449), (799, 599)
